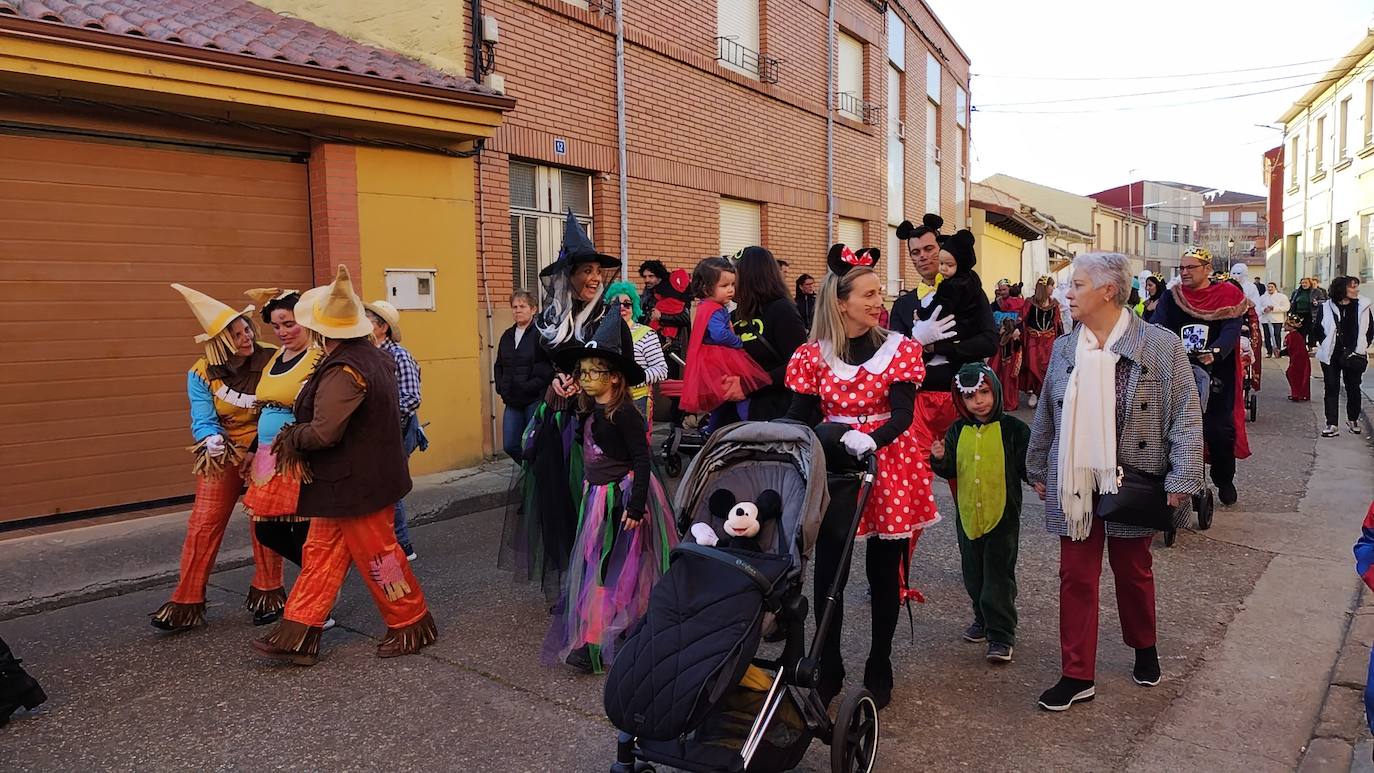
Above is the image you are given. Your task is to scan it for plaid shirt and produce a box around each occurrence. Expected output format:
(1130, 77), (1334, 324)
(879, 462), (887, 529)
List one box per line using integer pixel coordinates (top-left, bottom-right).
(381, 338), (421, 419)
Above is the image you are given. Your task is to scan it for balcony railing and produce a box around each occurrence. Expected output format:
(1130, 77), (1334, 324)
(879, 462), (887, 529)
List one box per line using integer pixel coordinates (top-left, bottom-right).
(835, 91), (881, 126)
(715, 36), (781, 83)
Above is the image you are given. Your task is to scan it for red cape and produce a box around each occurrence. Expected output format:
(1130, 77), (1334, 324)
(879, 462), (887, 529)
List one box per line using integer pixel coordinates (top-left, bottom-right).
(1178, 282), (1251, 461)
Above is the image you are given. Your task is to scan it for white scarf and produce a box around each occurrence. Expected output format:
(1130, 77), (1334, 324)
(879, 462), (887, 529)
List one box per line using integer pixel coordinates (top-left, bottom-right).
(1057, 307), (1131, 541)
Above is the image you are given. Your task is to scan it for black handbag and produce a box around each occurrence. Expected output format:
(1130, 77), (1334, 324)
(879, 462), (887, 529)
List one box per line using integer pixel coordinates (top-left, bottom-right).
(1096, 464), (1171, 530)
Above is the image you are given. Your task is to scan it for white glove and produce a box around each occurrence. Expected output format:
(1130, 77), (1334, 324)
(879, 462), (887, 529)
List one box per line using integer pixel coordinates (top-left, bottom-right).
(841, 430), (877, 458)
(204, 434), (227, 457)
(911, 305), (957, 345)
(690, 522), (719, 547)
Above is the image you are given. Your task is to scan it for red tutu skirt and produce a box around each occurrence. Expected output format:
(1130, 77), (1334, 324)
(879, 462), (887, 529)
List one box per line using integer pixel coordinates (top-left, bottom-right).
(680, 343), (770, 414)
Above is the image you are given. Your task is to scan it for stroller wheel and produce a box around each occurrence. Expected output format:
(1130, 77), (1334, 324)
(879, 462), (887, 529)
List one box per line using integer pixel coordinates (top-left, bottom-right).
(663, 452), (682, 478)
(831, 689), (880, 773)
(1195, 488), (1214, 531)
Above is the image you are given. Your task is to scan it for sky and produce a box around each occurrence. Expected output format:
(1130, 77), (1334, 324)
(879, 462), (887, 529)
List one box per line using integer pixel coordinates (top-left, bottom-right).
(924, 0), (1373, 198)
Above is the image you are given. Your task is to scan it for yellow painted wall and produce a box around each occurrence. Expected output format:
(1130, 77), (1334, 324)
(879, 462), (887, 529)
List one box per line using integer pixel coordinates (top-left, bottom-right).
(254, 0), (469, 77)
(354, 146), (489, 473)
(972, 209), (1025, 298)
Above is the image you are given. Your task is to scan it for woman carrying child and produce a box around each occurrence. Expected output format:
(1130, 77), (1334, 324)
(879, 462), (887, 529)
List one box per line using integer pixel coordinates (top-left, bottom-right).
(680, 256), (771, 432)
(544, 313), (678, 674)
(784, 244), (937, 711)
(929, 363), (1029, 664)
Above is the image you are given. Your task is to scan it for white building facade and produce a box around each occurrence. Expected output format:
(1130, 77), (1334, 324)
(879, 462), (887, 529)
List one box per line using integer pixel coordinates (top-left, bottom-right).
(1277, 27), (1374, 296)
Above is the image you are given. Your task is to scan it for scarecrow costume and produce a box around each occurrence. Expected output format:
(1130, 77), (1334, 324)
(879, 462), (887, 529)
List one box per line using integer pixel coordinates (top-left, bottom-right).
(928, 364), (1030, 652)
(241, 288), (324, 566)
(253, 266), (434, 666)
(501, 212), (618, 598)
(150, 285), (284, 631)
(542, 312), (678, 674)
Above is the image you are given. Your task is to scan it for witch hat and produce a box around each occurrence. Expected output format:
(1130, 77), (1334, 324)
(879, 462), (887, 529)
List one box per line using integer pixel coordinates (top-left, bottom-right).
(539, 210), (620, 277)
(553, 311), (646, 384)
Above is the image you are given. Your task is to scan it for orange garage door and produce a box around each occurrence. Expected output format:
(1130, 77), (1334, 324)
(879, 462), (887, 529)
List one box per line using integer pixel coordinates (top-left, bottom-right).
(0, 132), (314, 523)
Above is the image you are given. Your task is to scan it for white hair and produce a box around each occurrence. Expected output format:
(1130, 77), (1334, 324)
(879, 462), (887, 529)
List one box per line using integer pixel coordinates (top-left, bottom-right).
(1072, 252), (1133, 306)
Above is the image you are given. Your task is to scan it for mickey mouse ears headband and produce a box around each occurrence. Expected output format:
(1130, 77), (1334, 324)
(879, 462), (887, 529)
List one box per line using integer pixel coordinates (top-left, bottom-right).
(827, 244), (880, 276)
(895, 213), (944, 241)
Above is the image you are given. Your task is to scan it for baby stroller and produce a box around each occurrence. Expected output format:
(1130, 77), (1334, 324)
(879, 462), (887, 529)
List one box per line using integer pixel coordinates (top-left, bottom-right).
(605, 421), (883, 773)
(1164, 340), (1217, 548)
(657, 371), (709, 478)
(1239, 336), (1259, 423)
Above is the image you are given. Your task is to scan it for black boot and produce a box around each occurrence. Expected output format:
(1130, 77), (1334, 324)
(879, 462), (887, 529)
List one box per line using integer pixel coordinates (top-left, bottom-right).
(862, 658), (893, 710)
(1133, 646), (1161, 686)
(0, 638), (46, 727)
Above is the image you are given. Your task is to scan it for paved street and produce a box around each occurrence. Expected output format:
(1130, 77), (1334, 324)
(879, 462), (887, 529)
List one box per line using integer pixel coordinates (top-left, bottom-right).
(1, 360), (1371, 772)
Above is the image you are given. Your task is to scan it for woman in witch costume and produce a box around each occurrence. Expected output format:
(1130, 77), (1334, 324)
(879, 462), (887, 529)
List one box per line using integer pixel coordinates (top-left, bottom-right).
(784, 244), (937, 710)
(544, 313), (678, 674)
(150, 285), (284, 631)
(501, 212), (619, 597)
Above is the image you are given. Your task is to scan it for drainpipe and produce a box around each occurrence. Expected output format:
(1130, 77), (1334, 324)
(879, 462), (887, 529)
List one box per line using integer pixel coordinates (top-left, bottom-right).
(472, 0), (499, 457)
(615, 0), (630, 280)
(825, 0), (835, 239)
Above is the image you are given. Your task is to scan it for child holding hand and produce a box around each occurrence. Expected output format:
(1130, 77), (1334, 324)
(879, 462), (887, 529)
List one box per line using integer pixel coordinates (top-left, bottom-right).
(680, 256), (771, 429)
(929, 363), (1029, 664)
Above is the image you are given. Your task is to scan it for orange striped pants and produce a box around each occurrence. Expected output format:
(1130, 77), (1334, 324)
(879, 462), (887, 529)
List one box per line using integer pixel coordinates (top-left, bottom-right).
(283, 506), (428, 629)
(168, 470), (284, 605)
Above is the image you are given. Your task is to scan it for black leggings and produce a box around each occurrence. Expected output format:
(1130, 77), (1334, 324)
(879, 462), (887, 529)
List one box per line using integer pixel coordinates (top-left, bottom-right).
(254, 520), (310, 566)
(1322, 358), (1367, 426)
(812, 485), (907, 692)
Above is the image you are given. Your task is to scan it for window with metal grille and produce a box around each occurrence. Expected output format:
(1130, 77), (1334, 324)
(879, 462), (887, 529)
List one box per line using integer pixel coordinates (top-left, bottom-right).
(561, 170), (592, 216)
(510, 214), (542, 299)
(510, 161), (538, 210)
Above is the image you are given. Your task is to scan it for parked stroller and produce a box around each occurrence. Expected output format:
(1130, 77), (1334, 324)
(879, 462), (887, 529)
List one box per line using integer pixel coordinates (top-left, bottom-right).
(605, 421), (882, 773)
(657, 352), (709, 478)
(1164, 341), (1217, 548)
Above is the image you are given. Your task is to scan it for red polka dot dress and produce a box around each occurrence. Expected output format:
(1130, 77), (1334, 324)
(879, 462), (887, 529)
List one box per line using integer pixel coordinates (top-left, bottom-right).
(785, 335), (940, 539)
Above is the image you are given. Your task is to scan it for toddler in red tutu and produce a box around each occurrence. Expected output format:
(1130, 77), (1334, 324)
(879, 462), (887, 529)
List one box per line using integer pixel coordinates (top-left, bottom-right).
(1284, 312), (1311, 401)
(681, 256), (771, 430)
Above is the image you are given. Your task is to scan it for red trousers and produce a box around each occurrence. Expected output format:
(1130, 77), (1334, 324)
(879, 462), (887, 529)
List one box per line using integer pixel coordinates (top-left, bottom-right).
(1058, 517), (1156, 681)
(169, 470), (283, 605)
(914, 390), (958, 498)
(283, 506), (429, 630)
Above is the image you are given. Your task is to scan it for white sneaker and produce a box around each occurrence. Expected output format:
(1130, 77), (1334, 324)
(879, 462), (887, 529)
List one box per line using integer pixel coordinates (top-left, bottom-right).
(1028, 394), (1039, 408)
(1321, 424), (1340, 438)
(1349, 421), (1362, 435)
(406, 551), (418, 562)
(322, 617), (337, 631)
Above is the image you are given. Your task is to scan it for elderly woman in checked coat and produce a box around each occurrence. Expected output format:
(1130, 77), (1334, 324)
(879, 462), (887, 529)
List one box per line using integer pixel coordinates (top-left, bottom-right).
(1026, 252), (1203, 713)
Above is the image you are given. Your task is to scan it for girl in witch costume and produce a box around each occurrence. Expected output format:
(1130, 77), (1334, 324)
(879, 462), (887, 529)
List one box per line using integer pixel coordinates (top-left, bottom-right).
(150, 285), (285, 631)
(501, 211), (619, 598)
(545, 313), (678, 674)
(240, 289), (325, 583)
(784, 244), (937, 710)
(1020, 277), (1062, 408)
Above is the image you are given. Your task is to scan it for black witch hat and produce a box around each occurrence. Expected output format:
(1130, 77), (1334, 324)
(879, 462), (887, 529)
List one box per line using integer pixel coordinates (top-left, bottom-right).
(553, 311), (646, 384)
(539, 210), (621, 277)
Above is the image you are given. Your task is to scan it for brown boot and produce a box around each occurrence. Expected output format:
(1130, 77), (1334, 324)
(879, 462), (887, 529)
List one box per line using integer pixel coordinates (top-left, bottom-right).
(377, 612), (438, 659)
(252, 620), (321, 666)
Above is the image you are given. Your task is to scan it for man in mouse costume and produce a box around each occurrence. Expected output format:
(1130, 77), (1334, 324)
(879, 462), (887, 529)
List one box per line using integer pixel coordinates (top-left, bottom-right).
(253, 266), (435, 666)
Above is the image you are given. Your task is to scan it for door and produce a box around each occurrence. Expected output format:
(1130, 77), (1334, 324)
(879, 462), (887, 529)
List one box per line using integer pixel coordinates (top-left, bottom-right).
(0, 131), (312, 523)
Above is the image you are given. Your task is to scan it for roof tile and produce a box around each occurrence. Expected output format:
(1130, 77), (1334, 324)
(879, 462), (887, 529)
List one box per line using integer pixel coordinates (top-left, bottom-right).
(0, 0), (495, 97)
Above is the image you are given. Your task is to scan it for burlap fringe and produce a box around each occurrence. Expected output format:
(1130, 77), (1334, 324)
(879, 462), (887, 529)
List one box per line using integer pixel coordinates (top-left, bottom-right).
(244, 586), (287, 614)
(202, 328), (236, 367)
(188, 437), (244, 478)
(257, 619), (322, 656)
(378, 611), (438, 658)
(271, 425), (314, 484)
(249, 514), (310, 523)
(149, 601), (205, 630)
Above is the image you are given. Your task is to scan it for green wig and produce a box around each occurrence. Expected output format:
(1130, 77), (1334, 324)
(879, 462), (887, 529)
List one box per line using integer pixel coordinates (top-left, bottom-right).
(603, 280), (643, 322)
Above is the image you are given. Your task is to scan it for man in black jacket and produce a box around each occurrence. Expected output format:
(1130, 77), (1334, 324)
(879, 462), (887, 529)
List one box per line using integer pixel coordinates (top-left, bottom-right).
(494, 291), (554, 461)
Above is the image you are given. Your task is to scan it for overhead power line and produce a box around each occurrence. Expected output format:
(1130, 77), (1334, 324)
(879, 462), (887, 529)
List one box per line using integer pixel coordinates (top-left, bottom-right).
(971, 53), (1366, 82)
(977, 68), (1334, 108)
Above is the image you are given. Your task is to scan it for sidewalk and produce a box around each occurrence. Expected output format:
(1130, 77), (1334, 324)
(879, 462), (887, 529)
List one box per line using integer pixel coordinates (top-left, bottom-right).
(0, 460), (518, 620)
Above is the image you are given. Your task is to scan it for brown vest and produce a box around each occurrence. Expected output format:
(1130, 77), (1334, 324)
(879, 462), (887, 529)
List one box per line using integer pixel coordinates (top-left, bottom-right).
(294, 338), (412, 517)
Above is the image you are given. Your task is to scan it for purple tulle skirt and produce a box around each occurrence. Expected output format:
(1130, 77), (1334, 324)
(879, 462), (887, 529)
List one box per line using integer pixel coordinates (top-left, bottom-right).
(542, 471), (678, 672)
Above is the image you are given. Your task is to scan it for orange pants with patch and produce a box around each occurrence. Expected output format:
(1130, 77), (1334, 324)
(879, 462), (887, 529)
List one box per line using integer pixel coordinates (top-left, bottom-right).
(169, 470), (283, 605)
(283, 506), (428, 629)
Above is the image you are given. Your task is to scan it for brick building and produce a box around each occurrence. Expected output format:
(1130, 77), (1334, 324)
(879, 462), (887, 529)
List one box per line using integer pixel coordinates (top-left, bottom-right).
(475, 0), (972, 300)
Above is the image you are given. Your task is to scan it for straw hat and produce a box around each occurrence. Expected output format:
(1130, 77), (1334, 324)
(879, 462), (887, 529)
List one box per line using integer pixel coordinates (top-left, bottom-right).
(365, 300), (403, 343)
(171, 284), (254, 344)
(294, 265), (374, 340)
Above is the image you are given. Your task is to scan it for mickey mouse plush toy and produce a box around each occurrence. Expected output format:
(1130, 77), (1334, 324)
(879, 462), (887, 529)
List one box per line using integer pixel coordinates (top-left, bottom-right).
(691, 489), (783, 553)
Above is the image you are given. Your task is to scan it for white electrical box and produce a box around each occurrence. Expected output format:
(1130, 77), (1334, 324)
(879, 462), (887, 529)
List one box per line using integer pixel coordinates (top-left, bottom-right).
(384, 269), (437, 311)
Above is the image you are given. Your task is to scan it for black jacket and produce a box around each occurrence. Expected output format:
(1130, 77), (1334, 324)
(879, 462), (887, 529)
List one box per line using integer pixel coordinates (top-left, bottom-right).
(890, 282), (998, 392)
(495, 323), (554, 409)
(733, 297), (808, 421)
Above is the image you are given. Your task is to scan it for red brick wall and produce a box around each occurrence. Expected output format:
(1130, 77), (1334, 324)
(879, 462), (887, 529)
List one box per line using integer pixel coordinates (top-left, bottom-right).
(307, 141), (361, 284)
(473, 0), (970, 301)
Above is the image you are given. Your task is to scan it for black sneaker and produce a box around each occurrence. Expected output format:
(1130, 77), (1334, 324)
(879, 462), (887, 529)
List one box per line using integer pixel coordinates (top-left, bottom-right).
(564, 646), (594, 674)
(253, 609), (282, 626)
(1217, 482), (1237, 506)
(986, 642), (1013, 663)
(962, 622), (987, 643)
(1037, 677), (1095, 711)
(1133, 646), (1161, 687)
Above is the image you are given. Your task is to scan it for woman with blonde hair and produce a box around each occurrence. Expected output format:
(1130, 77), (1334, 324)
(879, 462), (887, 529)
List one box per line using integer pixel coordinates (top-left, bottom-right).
(783, 244), (937, 710)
